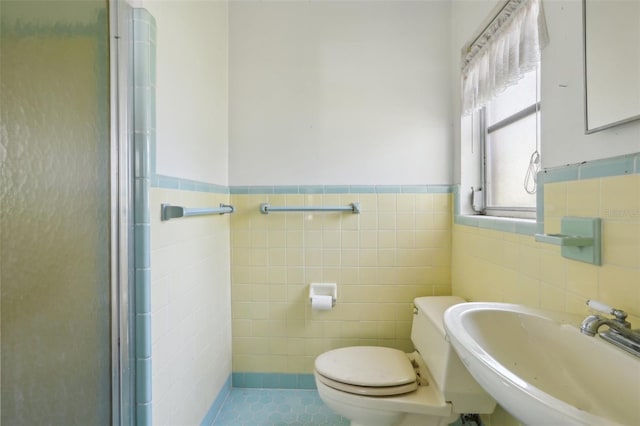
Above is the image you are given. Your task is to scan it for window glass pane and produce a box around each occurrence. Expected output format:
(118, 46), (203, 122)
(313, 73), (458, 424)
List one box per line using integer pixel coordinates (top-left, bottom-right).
(486, 69), (538, 125)
(486, 113), (538, 208)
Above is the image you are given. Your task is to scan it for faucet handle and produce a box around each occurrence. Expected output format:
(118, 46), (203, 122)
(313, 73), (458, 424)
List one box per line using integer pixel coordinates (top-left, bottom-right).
(586, 299), (628, 322)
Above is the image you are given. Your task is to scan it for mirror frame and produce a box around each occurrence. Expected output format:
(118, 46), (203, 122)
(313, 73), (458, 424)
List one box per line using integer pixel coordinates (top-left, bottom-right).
(583, 0), (640, 134)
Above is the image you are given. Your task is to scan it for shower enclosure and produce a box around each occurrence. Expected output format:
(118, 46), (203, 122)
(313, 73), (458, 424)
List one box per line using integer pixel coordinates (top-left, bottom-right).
(0, 0), (134, 424)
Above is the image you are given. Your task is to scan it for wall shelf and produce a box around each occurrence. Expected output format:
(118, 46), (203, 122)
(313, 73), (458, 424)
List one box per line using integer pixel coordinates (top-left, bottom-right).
(535, 217), (601, 265)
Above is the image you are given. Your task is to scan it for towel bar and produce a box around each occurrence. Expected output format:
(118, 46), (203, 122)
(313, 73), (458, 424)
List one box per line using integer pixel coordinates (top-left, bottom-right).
(161, 203), (234, 221)
(259, 202), (360, 215)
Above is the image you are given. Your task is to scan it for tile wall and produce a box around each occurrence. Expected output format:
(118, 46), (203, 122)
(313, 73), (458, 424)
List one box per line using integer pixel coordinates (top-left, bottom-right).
(453, 173), (640, 323)
(230, 190), (453, 374)
(150, 188), (233, 425)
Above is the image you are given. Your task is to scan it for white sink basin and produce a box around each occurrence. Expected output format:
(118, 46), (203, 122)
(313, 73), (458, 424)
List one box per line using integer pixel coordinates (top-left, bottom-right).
(443, 302), (640, 426)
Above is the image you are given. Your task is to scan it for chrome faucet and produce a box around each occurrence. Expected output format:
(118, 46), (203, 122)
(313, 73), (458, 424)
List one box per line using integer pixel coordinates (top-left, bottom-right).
(580, 299), (640, 357)
(580, 300), (631, 335)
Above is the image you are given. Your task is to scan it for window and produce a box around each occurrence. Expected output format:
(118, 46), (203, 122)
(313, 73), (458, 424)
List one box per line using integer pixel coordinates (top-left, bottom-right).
(481, 67), (540, 218)
(460, 0), (548, 220)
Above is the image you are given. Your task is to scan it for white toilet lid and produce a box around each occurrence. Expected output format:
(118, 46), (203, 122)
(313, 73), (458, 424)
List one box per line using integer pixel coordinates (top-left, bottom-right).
(315, 370), (418, 396)
(314, 346), (416, 388)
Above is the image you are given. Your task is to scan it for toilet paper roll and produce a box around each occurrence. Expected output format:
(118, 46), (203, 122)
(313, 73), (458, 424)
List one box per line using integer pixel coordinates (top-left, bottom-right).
(311, 295), (333, 311)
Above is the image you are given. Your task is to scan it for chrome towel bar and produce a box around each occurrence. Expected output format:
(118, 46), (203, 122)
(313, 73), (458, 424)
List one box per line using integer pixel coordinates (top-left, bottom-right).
(161, 203), (235, 221)
(260, 202), (360, 215)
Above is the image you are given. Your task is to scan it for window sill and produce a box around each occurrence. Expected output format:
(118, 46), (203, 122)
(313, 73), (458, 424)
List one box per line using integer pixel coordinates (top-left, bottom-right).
(454, 214), (541, 236)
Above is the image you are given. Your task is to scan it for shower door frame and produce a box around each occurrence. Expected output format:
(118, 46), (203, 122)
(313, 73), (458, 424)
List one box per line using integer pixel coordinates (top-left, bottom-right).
(109, 0), (136, 424)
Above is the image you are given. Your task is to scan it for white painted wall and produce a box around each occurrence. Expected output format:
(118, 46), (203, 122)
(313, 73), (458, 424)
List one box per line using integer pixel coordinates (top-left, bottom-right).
(453, 0), (640, 185)
(144, 0), (229, 184)
(228, 1), (453, 186)
(541, 0), (640, 167)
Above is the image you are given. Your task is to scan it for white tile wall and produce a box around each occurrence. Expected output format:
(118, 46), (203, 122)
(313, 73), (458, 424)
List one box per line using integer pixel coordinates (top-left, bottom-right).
(150, 188), (232, 425)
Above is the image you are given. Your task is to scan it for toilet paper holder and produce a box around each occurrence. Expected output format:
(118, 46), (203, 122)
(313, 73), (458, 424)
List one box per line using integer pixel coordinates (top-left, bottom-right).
(309, 283), (337, 307)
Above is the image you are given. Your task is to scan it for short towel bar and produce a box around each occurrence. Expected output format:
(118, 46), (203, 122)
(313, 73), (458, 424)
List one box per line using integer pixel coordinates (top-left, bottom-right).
(161, 203), (235, 221)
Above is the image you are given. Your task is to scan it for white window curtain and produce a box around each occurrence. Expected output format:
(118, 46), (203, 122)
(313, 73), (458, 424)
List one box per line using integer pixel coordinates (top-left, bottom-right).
(461, 0), (549, 115)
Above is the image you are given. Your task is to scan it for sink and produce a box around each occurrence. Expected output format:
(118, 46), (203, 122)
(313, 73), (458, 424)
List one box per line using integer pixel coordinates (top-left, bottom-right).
(443, 302), (640, 426)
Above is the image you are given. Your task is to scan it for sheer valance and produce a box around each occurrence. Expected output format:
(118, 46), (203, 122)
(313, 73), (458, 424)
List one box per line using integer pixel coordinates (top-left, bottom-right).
(461, 0), (549, 115)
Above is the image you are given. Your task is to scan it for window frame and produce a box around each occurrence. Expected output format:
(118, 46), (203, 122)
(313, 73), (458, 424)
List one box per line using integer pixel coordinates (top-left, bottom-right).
(480, 70), (541, 219)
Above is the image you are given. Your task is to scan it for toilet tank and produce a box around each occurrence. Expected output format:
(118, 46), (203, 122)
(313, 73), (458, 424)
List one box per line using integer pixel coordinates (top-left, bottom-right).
(411, 296), (495, 414)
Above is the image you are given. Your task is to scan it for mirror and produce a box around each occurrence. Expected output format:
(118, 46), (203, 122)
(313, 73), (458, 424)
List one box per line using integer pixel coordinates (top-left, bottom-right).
(583, 0), (640, 133)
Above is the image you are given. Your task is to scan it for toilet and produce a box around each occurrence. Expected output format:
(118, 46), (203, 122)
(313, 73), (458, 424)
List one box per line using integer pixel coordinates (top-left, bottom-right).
(313, 296), (496, 426)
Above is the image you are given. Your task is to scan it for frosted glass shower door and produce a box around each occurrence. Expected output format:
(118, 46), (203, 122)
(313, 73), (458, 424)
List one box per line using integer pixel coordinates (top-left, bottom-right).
(1, 1), (113, 424)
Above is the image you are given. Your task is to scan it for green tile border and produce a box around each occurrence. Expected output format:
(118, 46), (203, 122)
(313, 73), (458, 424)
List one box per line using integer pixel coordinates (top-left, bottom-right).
(151, 181), (458, 196)
(578, 155), (635, 180)
(200, 375), (232, 426)
(545, 152), (639, 182)
(152, 174), (229, 194)
(148, 183), (454, 195)
(133, 8), (155, 426)
(454, 208), (540, 235)
(542, 166), (580, 184)
(231, 373), (317, 390)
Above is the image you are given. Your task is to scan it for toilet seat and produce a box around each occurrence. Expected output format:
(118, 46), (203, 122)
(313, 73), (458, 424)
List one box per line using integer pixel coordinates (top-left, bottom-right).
(314, 346), (418, 396)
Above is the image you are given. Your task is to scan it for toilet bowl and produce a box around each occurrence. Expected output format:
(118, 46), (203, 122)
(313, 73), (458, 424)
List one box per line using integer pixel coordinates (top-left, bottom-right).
(313, 296), (496, 426)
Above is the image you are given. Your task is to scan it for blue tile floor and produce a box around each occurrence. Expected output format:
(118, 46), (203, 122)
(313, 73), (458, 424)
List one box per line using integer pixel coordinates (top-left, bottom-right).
(212, 388), (350, 425)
